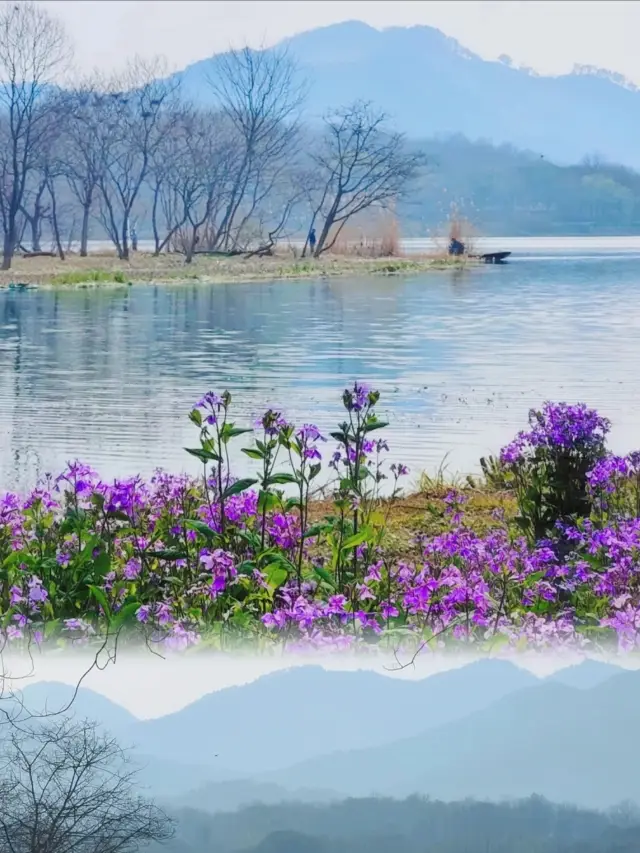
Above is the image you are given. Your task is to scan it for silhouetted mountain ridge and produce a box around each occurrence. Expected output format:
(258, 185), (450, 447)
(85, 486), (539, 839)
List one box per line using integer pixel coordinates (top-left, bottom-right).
(173, 21), (640, 168)
(262, 669), (640, 808)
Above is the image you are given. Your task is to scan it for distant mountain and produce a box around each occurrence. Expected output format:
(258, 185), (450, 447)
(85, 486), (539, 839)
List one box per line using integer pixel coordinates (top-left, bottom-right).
(248, 830), (328, 853)
(173, 21), (640, 169)
(16, 661), (640, 807)
(133, 753), (242, 798)
(16, 680), (139, 735)
(126, 660), (538, 775)
(549, 660), (627, 690)
(262, 670), (640, 808)
(169, 779), (341, 814)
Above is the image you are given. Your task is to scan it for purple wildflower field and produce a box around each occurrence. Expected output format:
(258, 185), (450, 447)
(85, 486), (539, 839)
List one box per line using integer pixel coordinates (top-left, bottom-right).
(2, 384), (640, 656)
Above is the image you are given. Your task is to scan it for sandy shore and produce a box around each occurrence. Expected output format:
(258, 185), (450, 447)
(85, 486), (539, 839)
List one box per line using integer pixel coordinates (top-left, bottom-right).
(0, 251), (472, 289)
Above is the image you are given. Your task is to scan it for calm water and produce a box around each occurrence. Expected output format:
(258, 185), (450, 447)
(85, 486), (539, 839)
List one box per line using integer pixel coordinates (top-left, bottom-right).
(2, 238), (640, 491)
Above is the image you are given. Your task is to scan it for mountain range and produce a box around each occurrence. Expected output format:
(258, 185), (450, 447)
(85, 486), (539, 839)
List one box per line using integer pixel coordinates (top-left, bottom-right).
(172, 21), (640, 169)
(262, 668), (640, 808)
(11, 657), (635, 809)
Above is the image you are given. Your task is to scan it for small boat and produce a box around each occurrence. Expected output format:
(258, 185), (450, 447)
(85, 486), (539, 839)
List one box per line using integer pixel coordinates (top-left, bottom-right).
(7, 282), (38, 291)
(479, 251), (511, 264)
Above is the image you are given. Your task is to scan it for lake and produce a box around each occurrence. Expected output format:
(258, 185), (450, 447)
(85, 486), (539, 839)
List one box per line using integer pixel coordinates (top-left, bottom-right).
(2, 237), (640, 492)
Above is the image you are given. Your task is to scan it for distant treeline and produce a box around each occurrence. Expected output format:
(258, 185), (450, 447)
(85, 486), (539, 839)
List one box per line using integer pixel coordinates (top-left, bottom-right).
(156, 794), (640, 853)
(400, 134), (640, 237)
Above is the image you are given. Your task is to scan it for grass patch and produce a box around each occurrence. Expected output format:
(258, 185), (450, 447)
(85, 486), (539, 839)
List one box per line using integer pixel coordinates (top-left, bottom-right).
(50, 269), (129, 285)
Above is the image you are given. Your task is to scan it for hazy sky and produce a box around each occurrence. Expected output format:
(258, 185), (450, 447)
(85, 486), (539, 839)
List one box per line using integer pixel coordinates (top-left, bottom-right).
(5, 647), (629, 718)
(39, 1), (640, 83)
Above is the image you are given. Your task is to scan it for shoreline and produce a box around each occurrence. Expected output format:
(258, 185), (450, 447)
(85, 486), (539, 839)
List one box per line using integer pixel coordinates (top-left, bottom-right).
(0, 252), (474, 289)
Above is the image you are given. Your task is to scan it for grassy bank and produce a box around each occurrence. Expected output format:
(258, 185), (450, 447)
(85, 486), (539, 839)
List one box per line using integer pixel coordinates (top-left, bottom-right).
(0, 251), (472, 289)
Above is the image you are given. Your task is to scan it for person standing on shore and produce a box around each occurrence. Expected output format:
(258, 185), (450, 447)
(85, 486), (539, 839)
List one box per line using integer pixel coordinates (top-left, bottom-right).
(308, 226), (316, 255)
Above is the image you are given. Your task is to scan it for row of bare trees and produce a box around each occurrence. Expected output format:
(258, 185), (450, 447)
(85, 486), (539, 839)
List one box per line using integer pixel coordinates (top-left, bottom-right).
(0, 2), (424, 270)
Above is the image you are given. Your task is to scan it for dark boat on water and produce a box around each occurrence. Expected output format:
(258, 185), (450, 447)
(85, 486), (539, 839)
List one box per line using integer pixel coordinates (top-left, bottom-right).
(448, 237), (511, 264)
(478, 251), (511, 264)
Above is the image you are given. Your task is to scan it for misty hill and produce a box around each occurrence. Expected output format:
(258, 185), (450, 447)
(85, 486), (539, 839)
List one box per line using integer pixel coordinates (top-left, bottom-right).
(262, 670), (640, 809)
(14, 659), (633, 805)
(12, 680), (139, 734)
(168, 779), (341, 815)
(125, 660), (537, 775)
(399, 136), (640, 236)
(154, 795), (640, 853)
(549, 659), (626, 690)
(174, 21), (640, 169)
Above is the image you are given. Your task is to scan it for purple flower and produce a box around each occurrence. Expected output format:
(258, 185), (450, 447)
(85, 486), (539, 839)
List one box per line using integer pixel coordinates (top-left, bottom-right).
(27, 577), (48, 604)
(136, 604), (152, 623)
(196, 392), (225, 425)
(123, 558), (142, 580)
(500, 402), (610, 467)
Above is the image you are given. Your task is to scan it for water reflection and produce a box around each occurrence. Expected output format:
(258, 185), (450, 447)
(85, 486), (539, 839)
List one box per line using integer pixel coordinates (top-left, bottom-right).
(1, 249), (640, 491)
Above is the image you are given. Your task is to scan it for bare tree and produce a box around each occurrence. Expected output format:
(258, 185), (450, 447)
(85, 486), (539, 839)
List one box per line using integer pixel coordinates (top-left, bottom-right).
(205, 45), (306, 251)
(0, 2), (71, 269)
(0, 716), (174, 853)
(19, 171), (49, 252)
(17, 92), (72, 258)
(58, 79), (111, 256)
(96, 57), (180, 260)
(147, 108), (187, 255)
(147, 107), (235, 260)
(310, 100), (424, 256)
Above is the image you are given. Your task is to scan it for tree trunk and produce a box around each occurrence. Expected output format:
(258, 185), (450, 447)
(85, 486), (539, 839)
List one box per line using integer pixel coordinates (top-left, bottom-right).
(151, 183), (162, 255)
(121, 215), (130, 261)
(2, 225), (15, 270)
(30, 215), (42, 253)
(80, 202), (91, 257)
(314, 196), (341, 257)
(49, 185), (65, 261)
(185, 230), (197, 264)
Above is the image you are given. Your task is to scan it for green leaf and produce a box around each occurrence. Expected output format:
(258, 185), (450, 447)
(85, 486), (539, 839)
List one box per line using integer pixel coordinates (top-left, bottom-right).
(341, 528), (371, 550)
(88, 585), (111, 620)
(77, 535), (101, 567)
(92, 550), (111, 579)
(185, 447), (221, 464)
(148, 549), (189, 560)
(303, 522), (332, 540)
(110, 601), (141, 631)
(241, 447), (264, 460)
(236, 529), (262, 550)
(266, 472), (297, 486)
(265, 564), (288, 589)
(314, 565), (336, 589)
(107, 510), (133, 522)
(44, 618), (61, 639)
(184, 520), (218, 542)
(237, 561), (257, 576)
(189, 408), (203, 427)
(309, 463), (322, 480)
(258, 490), (279, 514)
(364, 420), (389, 433)
(222, 478), (258, 500)
(221, 425), (253, 442)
